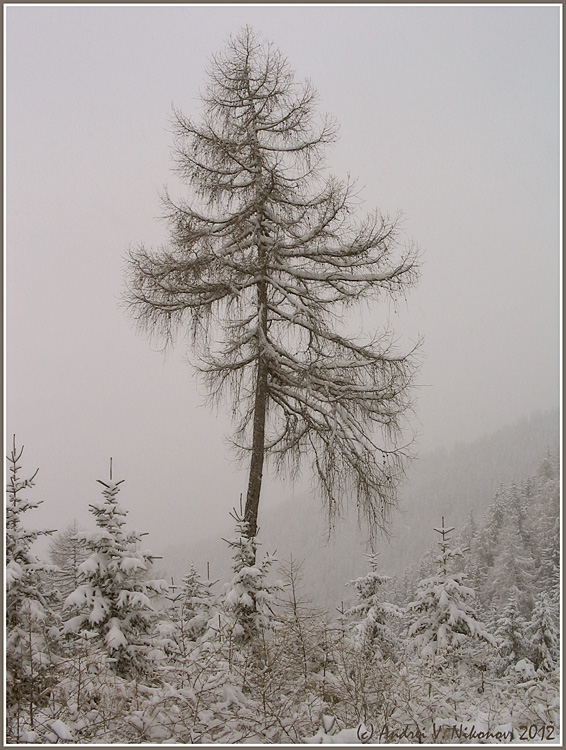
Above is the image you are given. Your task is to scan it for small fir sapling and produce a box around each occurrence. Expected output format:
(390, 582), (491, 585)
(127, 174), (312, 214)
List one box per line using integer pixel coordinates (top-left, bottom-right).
(175, 564), (219, 641)
(155, 564), (219, 665)
(222, 514), (281, 644)
(526, 591), (559, 674)
(407, 517), (495, 658)
(5, 437), (59, 736)
(494, 594), (529, 674)
(62, 463), (168, 676)
(345, 552), (401, 659)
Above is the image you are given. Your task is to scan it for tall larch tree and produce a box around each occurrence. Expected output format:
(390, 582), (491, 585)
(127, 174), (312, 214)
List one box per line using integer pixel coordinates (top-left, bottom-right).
(125, 27), (419, 543)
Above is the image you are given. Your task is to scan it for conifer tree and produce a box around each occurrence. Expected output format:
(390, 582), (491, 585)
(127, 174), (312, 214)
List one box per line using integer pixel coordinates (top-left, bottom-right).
(124, 26), (419, 543)
(345, 552), (400, 659)
(222, 516), (281, 645)
(407, 518), (495, 658)
(5, 437), (58, 738)
(150, 564), (218, 689)
(526, 591), (559, 674)
(274, 555), (330, 698)
(538, 515), (560, 604)
(480, 485), (507, 565)
(486, 521), (536, 616)
(531, 455), (560, 602)
(48, 521), (89, 615)
(167, 565), (218, 647)
(63, 467), (168, 677)
(176, 564), (218, 642)
(494, 593), (529, 675)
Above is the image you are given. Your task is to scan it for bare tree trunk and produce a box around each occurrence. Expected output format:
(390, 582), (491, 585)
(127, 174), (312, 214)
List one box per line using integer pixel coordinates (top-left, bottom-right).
(244, 272), (269, 539)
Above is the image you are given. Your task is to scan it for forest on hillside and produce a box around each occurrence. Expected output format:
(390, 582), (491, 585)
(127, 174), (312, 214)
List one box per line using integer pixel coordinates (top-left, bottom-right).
(6, 439), (559, 743)
(161, 409), (559, 612)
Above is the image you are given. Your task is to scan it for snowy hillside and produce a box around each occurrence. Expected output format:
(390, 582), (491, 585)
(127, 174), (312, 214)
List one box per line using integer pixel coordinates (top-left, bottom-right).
(6, 428), (559, 742)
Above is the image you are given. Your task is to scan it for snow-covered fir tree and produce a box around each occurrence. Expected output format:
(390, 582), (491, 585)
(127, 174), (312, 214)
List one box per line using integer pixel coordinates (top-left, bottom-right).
(526, 591), (559, 674)
(151, 563), (219, 685)
(174, 563), (218, 642)
(477, 485), (507, 569)
(538, 515), (560, 600)
(407, 518), (495, 658)
(345, 552), (400, 659)
(484, 521), (537, 615)
(63, 468), (168, 677)
(531, 455), (560, 606)
(47, 521), (89, 616)
(222, 516), (281, 645)
(494, 593), (529, 675)
(5, 438), (59, 740)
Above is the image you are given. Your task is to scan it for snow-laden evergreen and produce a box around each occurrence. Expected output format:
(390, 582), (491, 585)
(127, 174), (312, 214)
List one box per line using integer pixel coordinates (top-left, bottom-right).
(6, 438), (55, 617)
(407, 518), (495, 657)
(221, 517), (282, 644)
(150, 563), (219, 688)
(173, 564), (218, 642)
(493, 593), (529, 675)
(5, 438), (60, 740)
(345, 552), (400, 659)
(62, 472), (168, 677)
(526, 590), (560, 674)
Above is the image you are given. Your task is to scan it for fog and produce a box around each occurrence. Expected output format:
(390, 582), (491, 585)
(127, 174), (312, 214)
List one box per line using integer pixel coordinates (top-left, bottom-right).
(6, 5), (560, 555)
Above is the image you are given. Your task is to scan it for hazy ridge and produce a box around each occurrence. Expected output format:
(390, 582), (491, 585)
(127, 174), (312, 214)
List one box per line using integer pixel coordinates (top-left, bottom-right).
(160, 409), (559, 610)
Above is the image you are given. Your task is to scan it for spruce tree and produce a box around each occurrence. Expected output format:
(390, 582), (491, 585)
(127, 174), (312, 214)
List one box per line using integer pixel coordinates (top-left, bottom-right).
(63, 467), (168, 677)
(345, 552), (400, 659)
(5, 437), (58, 739)
(494, 593), (529, 675)
(486, 521), (536, 616)
(176, 564), (218, 642)
(526, 591), (559, 674)
(222, 516), (280, 645)
(407, 518), (495, 658)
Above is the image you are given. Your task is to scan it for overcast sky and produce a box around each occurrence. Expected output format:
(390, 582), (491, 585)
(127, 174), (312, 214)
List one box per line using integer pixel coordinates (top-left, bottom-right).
(5, 4), (560, 553)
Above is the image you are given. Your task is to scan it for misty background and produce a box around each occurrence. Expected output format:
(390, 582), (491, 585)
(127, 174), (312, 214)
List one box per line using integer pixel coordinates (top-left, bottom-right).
(6, 6), (560, 567)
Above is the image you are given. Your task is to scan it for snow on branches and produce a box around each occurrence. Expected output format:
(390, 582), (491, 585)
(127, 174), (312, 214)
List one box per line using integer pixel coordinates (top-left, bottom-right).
(407, 519), (495, 658)
(222, 516), (281, 644)
(5, 437), (59, 732)
(346, 552), (401, 659)
(62, 470), (168, 676)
